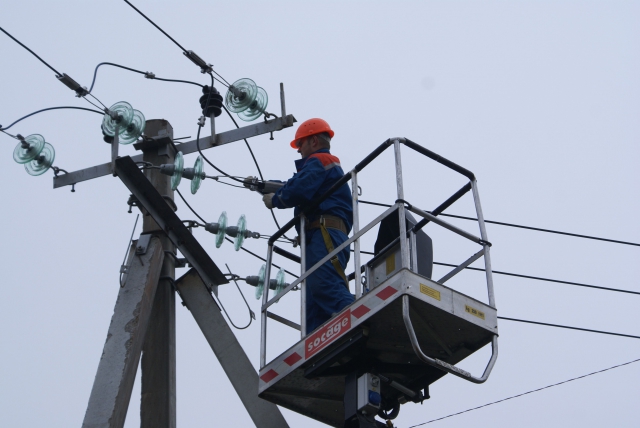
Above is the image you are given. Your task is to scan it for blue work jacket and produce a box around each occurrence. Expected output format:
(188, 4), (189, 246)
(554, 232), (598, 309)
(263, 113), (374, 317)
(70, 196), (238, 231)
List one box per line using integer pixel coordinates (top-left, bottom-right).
(272, 149), (353, 234)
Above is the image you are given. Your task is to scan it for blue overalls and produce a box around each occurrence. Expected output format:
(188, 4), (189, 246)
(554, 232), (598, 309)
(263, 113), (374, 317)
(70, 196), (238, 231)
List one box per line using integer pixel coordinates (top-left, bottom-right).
(272, 149), (355, 333)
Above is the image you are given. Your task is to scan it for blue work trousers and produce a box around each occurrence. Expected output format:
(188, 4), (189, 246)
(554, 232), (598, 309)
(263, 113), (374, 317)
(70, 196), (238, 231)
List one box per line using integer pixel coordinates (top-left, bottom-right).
(304, 228), (355, 333)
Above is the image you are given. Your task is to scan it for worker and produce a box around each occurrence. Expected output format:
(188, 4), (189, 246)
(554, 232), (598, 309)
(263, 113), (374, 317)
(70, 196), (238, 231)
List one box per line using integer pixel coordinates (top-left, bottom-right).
(251, 118), (354, 333)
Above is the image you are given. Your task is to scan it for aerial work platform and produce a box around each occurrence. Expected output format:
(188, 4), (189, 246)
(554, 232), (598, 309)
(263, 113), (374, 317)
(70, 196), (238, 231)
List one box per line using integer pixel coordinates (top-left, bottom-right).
(257, 138), (498, 427)
(259, 269), (497, 426)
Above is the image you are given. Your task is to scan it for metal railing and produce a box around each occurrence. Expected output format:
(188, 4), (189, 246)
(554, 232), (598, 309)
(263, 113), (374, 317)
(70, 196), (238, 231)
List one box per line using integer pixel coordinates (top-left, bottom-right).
(259, 138), (496, 371)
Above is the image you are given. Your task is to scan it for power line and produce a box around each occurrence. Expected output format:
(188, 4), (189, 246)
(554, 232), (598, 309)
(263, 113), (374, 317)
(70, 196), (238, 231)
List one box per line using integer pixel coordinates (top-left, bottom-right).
(225, 237), (299, 279)
(439, 212), (640, 248)
(357, 200), (640, 248)
(406, 357), (640, 427)
(195, 113), (245, 185)
(122, 0), (188, 53)
(351, 251), (639, 297)
(498, 316), (640, 340)
(121, 0), (231, 89)
(433, 261), (640, 296)
(87, 62), (208, 93)
(0, 106), (104, 131)
(0, 25), (61, 75)
(220, 105), (295, 243)
(175, 188), (206, 223)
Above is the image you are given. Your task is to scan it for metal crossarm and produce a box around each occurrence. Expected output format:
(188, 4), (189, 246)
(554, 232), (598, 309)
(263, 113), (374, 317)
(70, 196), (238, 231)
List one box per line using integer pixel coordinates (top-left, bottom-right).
(53, 114), (296, 188)
(114, 155), (228, 293)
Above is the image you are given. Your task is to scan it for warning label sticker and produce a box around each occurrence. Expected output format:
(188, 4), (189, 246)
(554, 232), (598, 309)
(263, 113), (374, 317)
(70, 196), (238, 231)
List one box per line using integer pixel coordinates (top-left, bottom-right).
(420, 284), (441, 301)
(465, 304), (485, 320)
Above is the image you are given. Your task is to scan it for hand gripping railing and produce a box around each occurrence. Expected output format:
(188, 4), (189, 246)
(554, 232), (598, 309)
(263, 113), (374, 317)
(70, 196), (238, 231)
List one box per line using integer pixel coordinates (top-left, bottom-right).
(260, 138), (497, 373)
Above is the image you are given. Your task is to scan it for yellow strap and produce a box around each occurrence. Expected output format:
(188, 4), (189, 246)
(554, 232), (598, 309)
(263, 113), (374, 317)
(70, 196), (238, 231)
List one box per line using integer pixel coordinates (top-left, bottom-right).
(320, 224), (349, 289)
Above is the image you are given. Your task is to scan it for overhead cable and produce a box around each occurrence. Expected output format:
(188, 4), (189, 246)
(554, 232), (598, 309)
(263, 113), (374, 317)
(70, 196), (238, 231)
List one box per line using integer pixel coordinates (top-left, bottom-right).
(352, 250), (639, 297)
(219, 263), (254, 330)
(122, 0), (229, 85)
(433, 261), (640, 296)
(0, 106), (104, 131)
(439, 212), (640, 248)
(122, 0), (188, 53)
(498, 316), (640, 340)
(220, 105), (295, 243)
(0, 26), (61, 75)
(88, 62), (210, 93)
(175, 188), (206, 223)
(358, 200), (639, 248)
(225, 237), (299, 279)
(406, 357), (640, 427)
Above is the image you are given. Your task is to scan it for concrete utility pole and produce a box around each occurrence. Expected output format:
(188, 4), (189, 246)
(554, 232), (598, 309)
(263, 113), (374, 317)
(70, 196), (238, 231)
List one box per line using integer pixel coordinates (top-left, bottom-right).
(139, 120), (177, 427)
(82, 119), (177, 428)
(80, 116), (292, 428)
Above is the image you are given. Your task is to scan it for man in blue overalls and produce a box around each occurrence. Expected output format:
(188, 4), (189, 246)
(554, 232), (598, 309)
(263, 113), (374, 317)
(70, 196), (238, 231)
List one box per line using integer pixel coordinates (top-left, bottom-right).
(261, 118), (354, 334)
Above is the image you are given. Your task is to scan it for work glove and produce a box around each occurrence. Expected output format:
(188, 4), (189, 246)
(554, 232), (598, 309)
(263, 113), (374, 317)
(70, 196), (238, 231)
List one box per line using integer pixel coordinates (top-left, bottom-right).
(262, 193), (275, 209)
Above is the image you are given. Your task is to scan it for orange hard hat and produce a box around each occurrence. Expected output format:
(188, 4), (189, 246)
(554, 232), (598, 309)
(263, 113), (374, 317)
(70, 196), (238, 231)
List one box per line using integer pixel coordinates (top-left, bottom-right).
(289, 118), (335, 149)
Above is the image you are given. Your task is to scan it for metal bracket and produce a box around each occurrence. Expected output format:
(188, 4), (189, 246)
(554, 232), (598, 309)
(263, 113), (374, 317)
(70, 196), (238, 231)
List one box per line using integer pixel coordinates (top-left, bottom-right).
(136, 234), (152, 255)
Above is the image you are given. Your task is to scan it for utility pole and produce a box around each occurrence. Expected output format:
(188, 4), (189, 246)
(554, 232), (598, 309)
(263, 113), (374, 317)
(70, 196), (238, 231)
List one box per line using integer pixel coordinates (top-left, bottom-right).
(139, 120), (177, 427)
(77, 106), (295, 427)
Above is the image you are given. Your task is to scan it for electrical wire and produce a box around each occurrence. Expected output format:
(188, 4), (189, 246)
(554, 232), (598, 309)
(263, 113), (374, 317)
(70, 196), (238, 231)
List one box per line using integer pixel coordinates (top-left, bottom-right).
(498, 316), (640, 340)
(406, 357), (640, 427)
(0, 26), (111, 113)
(86, 93), (108, 110)
(122, 0), (188, 53)
(87, 62), (205, 93)
(220, 105), (295, 243)
(222, 105), (265, 180)
(358, 200), (640, 248)
(224, 237), (299, 279)
(175, 188), (206, 223)
(176, 186), (298, 277)
(0, 129), (18, 139)
(0, 106), (104, 131)
(212, 69), (231, 87)
(0, 26), (61, 75)
(215, 179), (247, 189)
(224, 263), (255, 329)
(352, 249), (639, 296)
(433, 261), (640, 296)
(82, 96), (107, 112)
(440, 212), (640, 248)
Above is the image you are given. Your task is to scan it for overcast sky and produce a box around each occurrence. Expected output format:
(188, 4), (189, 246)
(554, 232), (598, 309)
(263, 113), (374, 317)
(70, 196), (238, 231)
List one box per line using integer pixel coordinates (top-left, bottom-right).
(1, 1), (638, 427)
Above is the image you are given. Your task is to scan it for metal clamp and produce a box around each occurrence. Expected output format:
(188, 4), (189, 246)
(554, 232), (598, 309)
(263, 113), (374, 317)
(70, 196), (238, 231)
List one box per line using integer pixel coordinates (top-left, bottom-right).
(136, 234), (152, 255)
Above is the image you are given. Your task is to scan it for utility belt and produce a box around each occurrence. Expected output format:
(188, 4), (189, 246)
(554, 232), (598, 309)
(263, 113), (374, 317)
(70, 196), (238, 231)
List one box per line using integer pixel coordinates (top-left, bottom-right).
(304, 215), (349, 289)
(305, 215), (348, 235)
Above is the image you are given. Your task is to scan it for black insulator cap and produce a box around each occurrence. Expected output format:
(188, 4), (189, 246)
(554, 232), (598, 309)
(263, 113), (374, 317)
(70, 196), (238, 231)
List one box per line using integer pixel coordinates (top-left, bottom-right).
(200, 85), (223, 117)
(102, 125), (115, 144)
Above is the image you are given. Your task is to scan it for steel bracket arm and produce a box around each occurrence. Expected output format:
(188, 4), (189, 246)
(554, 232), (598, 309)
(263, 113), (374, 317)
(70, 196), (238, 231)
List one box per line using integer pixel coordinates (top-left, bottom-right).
(53, 114), (296, 189)
(402, 295), (498, 384)
(114, 155), (227, 294)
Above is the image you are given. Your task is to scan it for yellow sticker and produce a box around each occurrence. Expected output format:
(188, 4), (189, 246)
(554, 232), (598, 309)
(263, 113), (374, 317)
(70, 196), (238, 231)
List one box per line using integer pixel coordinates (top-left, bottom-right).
(385, 254), (396, 275)
(465, 305), (485, 320)
(420, 284), (441, 301)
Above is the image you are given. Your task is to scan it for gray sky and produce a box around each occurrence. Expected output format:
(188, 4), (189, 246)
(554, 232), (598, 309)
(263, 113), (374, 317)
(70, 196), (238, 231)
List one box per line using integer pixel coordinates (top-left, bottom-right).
(1, 1), (638, 427)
